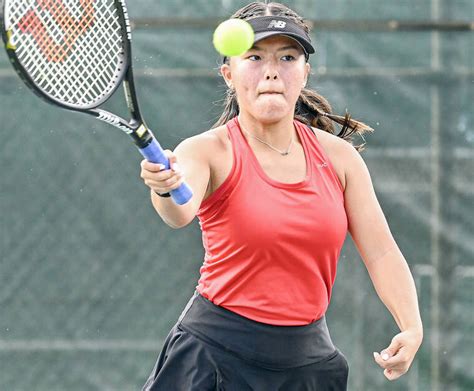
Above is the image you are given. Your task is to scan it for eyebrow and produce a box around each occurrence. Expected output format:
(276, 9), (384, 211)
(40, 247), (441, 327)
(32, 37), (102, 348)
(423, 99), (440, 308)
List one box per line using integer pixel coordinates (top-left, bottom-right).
(250, 44), (301, 52)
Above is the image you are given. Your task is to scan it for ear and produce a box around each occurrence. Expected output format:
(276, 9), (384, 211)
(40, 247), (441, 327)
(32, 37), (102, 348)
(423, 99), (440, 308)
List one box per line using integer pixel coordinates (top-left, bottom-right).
(220, 63), (233, 88)
(303, 62), (311, 88)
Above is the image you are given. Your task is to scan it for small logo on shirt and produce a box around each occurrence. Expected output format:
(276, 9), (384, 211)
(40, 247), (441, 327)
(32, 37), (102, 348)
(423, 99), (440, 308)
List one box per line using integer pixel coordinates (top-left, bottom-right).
(268, 20), (287, 29)
(317, 162), (329, 169)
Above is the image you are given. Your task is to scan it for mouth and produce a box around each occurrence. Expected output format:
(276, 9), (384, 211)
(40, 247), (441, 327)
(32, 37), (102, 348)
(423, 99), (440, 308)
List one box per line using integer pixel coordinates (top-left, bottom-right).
(259, 91), (283, 95)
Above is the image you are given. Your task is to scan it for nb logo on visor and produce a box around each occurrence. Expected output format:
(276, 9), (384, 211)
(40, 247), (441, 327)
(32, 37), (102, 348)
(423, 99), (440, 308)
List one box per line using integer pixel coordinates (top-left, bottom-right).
(268, 20), (287, 29)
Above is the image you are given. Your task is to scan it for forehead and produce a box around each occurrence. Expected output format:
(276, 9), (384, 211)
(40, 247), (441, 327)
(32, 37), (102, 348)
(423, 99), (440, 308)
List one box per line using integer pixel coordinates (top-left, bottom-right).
(250, 35), (304, 52)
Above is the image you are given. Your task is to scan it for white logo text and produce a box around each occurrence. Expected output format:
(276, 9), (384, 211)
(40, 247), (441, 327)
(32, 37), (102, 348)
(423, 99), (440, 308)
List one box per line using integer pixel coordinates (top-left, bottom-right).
(268, 20), (287, 29)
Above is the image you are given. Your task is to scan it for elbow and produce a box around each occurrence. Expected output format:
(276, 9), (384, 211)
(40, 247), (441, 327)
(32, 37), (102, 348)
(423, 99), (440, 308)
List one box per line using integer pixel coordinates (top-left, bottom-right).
(163, 216), (194, 229)
(167, 221), (190, 230)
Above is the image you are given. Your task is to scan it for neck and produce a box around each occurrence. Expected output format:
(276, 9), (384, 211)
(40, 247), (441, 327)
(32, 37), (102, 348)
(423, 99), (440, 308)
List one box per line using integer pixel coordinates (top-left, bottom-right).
(237, 112), (296, 148)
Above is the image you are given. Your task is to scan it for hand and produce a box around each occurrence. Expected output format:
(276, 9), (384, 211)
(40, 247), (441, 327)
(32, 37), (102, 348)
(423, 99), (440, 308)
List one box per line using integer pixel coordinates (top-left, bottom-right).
(373, 329), (423, 381)
(140, 150), (185, 196)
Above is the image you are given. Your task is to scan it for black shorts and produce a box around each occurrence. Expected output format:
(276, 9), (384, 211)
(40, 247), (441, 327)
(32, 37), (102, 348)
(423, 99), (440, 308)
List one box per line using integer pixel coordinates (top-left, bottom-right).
(142, 291), (349, 390)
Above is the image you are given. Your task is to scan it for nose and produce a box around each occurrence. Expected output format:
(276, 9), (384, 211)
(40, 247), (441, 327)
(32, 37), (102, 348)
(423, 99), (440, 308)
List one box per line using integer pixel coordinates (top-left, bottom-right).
(264, 61), (279, 81)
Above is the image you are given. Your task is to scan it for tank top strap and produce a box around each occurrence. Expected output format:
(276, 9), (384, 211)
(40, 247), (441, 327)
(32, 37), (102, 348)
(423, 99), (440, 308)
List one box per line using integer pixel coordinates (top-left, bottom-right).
(293, 120), (322, 158)
(225, 116), (247, 179)
(294, 120), (345, 194)
(226, 116), (252, 159)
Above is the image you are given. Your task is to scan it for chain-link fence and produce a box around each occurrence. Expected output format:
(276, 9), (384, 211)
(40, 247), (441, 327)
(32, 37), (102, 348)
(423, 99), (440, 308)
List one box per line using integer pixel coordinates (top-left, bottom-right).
(1, 0), (473, 390)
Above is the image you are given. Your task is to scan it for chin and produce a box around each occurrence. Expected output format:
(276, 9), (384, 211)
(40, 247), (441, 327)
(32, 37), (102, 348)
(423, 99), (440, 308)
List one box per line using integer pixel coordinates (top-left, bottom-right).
(253, 104), (292, 124)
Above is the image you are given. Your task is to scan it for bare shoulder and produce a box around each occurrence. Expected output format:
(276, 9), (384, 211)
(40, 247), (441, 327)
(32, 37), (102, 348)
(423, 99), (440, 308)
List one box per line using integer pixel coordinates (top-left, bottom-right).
(203, 125), (234, 194)
(311, 127), (362, 190)
(175, 125), (232, 198)
(203, 124), (232, 152)
(174, 125), (229, 159)
(311, 127), (354, 151)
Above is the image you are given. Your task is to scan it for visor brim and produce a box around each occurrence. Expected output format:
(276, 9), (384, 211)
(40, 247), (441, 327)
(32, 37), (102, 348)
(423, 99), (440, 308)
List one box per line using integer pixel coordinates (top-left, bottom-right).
(253, 31), (315, 55)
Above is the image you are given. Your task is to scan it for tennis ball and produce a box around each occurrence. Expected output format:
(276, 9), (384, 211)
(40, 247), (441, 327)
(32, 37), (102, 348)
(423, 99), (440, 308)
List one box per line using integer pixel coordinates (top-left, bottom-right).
(213, 19), (255, 57)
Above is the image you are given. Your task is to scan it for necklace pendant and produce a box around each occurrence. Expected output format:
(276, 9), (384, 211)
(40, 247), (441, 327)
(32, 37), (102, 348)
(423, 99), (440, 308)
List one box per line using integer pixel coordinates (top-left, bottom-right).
(281, 151), (290, 156)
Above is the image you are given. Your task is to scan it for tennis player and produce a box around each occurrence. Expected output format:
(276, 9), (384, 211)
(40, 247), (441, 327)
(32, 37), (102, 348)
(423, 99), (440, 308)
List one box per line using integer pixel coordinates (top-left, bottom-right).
(140, 2), (423, 390)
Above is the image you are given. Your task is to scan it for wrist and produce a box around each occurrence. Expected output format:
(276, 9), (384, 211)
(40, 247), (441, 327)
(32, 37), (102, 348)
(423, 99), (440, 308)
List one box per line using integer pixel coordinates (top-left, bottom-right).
(153, 190), (171, 198)
(403, 326), (424, 341)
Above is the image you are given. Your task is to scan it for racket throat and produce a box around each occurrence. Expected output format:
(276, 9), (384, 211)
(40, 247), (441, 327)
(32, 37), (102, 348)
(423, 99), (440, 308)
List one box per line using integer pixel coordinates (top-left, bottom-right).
(131, 123), (155, 149)
(93, 109), (152, 148)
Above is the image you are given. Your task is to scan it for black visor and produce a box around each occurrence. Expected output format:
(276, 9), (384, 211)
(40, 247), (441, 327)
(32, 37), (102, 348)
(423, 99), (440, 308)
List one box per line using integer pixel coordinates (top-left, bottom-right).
(248, 16), (315, 56)
(223, 16), (315, 63)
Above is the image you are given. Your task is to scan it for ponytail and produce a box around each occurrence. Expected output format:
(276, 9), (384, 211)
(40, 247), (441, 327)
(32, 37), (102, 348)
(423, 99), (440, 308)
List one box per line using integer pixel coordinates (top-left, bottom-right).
(295, 88), (374, 151)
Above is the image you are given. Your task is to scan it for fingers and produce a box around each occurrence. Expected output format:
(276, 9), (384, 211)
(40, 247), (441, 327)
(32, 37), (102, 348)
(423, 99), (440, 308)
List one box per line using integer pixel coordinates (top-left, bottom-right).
(167, 151), (180, 171)
(384, 333), (403, 358)
(373, 330), (422, 382)
(140, 149), (175, 171)
(374, 334), (402, 365)
(139, 150), (185, 195)
(373, 347), (409, 381)
(374, 352), (409, 380)
(383, 367), (402, 381)
(142, 168), (185, 195)
(373, 352), (400, 380)
(141, 159), (165, 173)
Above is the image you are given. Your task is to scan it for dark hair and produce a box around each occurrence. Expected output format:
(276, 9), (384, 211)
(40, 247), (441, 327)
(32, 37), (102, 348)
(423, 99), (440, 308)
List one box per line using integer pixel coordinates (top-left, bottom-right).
(213, 1), (373, 151)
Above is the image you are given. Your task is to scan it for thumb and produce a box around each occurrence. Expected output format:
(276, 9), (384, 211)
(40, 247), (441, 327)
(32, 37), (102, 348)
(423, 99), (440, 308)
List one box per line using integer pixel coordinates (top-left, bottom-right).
(381, 336), (403, 361)
(163, 150), (179, 170)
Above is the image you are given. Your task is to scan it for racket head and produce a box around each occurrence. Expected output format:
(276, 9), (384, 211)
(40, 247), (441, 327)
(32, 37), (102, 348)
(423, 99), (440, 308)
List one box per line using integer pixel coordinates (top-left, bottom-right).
(0, 0), (131, 111)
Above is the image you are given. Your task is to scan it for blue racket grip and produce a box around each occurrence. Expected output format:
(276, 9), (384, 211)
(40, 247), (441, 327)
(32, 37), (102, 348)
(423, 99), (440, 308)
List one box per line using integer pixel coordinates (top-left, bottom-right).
(138, 138), (193, 205)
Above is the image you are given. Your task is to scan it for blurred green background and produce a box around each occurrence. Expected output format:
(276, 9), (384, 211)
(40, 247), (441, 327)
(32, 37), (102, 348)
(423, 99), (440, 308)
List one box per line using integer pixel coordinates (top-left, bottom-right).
(0, 0), (473, 390)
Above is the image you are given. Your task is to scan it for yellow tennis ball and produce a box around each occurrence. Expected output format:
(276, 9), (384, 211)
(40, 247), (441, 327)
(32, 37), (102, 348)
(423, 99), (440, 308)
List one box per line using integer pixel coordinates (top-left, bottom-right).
(213, 19), (255, 57)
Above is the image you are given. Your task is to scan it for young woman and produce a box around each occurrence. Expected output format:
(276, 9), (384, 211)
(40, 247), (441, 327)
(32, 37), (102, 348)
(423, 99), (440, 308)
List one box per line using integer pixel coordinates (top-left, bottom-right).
(141, 2), (423, 390)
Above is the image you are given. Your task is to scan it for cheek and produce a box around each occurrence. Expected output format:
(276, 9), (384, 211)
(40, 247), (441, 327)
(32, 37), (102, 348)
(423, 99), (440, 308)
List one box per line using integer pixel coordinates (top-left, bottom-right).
(234, 69), (260, 95)
(282, 69), (305, 91)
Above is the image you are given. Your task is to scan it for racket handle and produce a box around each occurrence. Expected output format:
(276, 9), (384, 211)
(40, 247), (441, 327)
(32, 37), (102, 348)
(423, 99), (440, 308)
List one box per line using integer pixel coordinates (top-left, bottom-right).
(138, 138), (193, 205)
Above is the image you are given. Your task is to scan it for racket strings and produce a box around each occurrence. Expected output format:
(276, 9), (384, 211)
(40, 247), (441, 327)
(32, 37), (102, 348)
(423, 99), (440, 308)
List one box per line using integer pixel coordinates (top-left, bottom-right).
(46, 9), (121, 103)
(7, 0), (125, 107)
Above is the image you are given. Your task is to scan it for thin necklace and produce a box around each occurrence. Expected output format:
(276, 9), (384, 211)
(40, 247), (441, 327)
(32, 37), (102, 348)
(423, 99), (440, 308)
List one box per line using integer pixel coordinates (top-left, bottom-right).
(242, 128), (294, 156)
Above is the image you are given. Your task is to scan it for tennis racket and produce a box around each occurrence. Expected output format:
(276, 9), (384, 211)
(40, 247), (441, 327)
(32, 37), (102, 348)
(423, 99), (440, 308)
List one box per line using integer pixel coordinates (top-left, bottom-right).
(0, 0), (193, 205)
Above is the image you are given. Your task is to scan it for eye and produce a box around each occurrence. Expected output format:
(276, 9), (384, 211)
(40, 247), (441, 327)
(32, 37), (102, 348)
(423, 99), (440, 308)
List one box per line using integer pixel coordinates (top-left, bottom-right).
(247, 54), (261, 61)
(281, 54), (296, 61)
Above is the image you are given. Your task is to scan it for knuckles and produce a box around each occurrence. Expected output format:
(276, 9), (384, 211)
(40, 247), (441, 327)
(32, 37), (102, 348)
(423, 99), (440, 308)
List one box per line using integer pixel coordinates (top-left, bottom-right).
(139, 156), (182, 192)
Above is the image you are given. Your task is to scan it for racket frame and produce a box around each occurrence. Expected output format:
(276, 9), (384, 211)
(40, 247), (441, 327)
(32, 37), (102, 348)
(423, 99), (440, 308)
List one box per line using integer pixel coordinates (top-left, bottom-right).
(0, 0), (193, 204)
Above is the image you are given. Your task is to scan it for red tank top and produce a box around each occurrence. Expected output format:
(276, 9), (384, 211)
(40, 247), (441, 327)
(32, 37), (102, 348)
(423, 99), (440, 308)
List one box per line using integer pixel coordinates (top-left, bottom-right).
(196, 117), (348, 325)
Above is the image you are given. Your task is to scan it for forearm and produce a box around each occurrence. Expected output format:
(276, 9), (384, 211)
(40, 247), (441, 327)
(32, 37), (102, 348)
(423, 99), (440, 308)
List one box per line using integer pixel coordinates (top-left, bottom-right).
(365, 246), (423, 337)
(150, 190), (196, 229)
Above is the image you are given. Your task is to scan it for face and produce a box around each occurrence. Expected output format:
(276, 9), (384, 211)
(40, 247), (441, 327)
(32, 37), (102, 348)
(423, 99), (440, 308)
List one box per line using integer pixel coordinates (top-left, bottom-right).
(221, 35), (311, 125)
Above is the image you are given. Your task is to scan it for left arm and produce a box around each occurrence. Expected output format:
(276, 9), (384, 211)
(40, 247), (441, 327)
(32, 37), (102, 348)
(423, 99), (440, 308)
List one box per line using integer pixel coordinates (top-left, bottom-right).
(341, 141), (423, 381)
